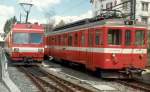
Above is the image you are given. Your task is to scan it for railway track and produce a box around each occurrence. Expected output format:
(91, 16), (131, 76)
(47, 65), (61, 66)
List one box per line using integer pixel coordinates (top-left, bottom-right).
(18, 66), (94, 92)
(117, 79), (150, 92)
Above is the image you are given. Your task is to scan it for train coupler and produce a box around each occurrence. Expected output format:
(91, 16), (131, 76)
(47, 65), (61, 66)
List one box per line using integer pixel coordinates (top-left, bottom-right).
(23, 57), (33, 63)
(119, 68), (145, 78)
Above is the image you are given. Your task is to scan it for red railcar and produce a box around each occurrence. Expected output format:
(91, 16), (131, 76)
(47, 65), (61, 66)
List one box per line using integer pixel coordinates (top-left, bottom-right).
(5, 23), (44, 65)
(45, 19), (148, 78)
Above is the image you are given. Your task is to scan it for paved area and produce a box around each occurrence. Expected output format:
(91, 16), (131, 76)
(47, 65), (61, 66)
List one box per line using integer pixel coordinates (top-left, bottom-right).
(0, 82), (9, 92)
(140, 69), (150, 84)
(8, 66), (39, 92)
(42, 60), (144, 92)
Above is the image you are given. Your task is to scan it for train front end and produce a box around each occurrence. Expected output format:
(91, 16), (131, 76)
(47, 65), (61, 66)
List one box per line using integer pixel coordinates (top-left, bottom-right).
(97, 20), (148, 78)
(11, 23), (44, 65)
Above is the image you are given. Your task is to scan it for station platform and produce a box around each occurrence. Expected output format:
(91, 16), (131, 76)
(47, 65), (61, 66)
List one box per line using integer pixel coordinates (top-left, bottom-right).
(141, 69), (150, 84)
(0, 82), (9, 92)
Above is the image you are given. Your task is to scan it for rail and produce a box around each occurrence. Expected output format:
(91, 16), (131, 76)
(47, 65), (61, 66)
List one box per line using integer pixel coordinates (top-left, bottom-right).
(117, 79), (150, 92)
(19, 66), (95, 92)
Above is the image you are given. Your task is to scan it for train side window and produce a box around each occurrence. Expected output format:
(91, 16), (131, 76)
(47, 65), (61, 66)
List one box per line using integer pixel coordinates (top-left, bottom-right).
(60, 35), (63, 45)
(95, 30), (103, 45)
(81, 32), (85, 46)
(125, 30), (131, 46)
(63, 34), (67, 46)
(58, 35), (61, 45)
(88, 31), (93, 46)
(68, 34), (73, 46)
(74, 33), (78, 46)
(135, 30), (144, 46)
(54, 37), (56, 45)
(52, 37), (54, 45)
(108, 29), (122, 45)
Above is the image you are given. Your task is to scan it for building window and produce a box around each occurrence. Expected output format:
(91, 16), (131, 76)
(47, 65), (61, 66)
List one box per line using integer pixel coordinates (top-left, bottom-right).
(142, 2), (149, 11)
(106, 2), (113, 9)
(123, 3), (128, 10)
(141, 17), (148, 24)
(114, 0), (117, 6)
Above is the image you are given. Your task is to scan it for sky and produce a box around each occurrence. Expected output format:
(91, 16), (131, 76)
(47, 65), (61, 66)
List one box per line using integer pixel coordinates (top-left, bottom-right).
(0, 0), (93, 33)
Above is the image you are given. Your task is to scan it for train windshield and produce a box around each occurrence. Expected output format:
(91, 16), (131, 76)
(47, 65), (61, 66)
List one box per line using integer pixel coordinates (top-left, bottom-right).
(30, 33), (42, 44)
(13, 33), (29, 44)
(13, 33), (43, 44)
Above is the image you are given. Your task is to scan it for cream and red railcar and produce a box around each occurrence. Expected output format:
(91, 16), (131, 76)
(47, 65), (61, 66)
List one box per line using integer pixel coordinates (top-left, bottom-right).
(45, 19), (148, 78)
(5, 23), (44, 65)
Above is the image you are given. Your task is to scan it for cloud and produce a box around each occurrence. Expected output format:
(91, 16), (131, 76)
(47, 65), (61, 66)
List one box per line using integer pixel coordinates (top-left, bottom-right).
(0, 5), (15, 33)
(53, 10), (93, 25)
(28, 18), (46, 24)
(18, 0), (61, 10)
(27, 10), (93, 26)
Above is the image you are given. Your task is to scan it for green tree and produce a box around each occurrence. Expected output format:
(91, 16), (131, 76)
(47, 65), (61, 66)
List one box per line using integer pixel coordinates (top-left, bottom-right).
(4, 16), (17, 35)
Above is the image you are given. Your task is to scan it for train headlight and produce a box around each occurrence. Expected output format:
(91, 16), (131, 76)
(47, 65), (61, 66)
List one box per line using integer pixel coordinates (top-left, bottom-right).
(38, 48), (43, 52)
(14, 48), (19, 52)
(112, 53), (116, 57)
(112, 53), (118, 64)
(139, 54), (143, 59)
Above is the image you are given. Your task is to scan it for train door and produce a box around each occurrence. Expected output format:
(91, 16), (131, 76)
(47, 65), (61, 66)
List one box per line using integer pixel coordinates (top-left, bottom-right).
(79, 30), (87, 64)
(124, 29), (133, 67)
(63, 34), (67, 59)
(86, 28), (95, 71)
(133, 28), (147, 68)
(73, 32), (79, 61)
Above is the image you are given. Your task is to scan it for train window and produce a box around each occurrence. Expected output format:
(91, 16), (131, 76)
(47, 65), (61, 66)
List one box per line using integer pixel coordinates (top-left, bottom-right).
(63, 34), (67, 46)
(58, 35), (61, 45)
(135, 30), (144, 46)
(54, 37), (56, 45)
(74, 33), (78, 46)
(88, 31), (93, 46)
(52, 37), (54, 44)
(108, 29), (122, 45)
(95, 30), (103, 45)
(30, 33), (42, 44)
(60, 35), (63, 45)
(13, 33), (29, 44)
(81, 32), (85, 46)
(68, 34), (73, 46)
(125, 30), (131, 46)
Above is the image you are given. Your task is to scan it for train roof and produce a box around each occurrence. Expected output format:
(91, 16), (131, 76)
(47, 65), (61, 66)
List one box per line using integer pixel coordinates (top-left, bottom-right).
(45, 18), (148, 36)
(12, 23), (44, 32)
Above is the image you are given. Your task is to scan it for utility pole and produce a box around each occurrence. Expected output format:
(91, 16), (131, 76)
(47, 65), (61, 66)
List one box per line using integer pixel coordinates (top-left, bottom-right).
(130, 0), (136, 21)
(19, 3), (33, 23)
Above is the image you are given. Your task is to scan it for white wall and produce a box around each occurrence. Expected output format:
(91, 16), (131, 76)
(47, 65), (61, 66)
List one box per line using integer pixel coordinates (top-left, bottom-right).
(91, 0), (150, 24)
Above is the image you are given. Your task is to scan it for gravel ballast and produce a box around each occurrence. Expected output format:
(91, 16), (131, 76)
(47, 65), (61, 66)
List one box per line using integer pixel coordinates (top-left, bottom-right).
(8, 65), (39, 92)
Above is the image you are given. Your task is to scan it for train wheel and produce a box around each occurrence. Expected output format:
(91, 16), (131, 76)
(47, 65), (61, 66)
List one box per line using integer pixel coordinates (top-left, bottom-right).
(44, 55), (49, 60)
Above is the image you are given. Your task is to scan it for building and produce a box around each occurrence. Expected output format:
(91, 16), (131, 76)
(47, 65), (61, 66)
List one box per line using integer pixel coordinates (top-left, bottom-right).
(90, 0), (150, 25)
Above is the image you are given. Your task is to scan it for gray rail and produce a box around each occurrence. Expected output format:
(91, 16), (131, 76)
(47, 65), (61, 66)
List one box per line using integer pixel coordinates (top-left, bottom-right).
(0, 48), (20, 92)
